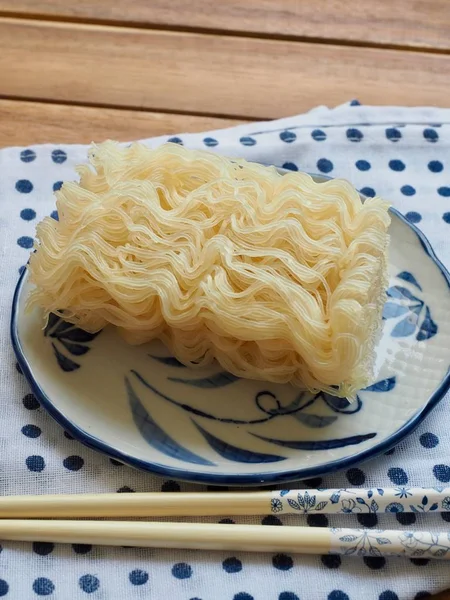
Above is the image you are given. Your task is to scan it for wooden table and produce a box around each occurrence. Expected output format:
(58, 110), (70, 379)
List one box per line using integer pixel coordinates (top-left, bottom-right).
(0, 1), (449, 147)
(1, 4), (450, 596)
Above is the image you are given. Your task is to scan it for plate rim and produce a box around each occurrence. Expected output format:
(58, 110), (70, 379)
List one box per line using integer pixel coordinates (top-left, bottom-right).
(10, 188), (450, 486)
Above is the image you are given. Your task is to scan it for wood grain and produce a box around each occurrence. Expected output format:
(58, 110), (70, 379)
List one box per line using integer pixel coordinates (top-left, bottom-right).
(0, 99), (242, 148)
(0, 18), (449, 121)
(0, 0), (448, 50)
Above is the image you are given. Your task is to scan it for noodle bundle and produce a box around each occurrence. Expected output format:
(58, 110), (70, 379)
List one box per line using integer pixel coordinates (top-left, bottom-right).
(27, 141), (390, 398)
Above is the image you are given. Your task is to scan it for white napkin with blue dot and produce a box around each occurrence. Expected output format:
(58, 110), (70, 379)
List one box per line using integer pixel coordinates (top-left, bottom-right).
(1, 100), (450, 599)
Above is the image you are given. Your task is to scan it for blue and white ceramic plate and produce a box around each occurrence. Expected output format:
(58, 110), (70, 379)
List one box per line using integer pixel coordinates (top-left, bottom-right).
(10, 173), (450, 486)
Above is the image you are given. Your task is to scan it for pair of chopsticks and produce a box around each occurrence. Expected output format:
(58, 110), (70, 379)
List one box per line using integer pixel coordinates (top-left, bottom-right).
(0, 487), (448, 559)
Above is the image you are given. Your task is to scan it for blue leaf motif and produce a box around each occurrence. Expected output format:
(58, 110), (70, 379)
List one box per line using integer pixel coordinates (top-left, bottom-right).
(292, 413), (338, 428)
(391, 313), (419, 337)
(51, 342), (80, 372)
(169, 372), (239, 388)
(397, 271), (422, 290)
(364, 377), (396, 393)
(280, 490), (290, 497)
(370, 499), (379, 513)
(368, 490), (373, 499)
(430, 503), (439, 511)
(376, 538), (391, 545)
(383, 302), (410, 319)
(422, 496), (428, 506)
(59, 340), (90, 356)
(416, 306), (438, 341)
(339, 535), (358, 542)
(287, 499), (301, 511)
(193, 422), (285, 464)
(377, 489), (384, 496)
(356, 497), (366, 504)
(315, 501), (328, 511)
(410, 505), (420, 513)
(56, 328), (99, 343)
(126, 376), (215, 466)
(251, 431), (377, 451)
(387, 286), (420, 303)
(150, 355), (186, 368)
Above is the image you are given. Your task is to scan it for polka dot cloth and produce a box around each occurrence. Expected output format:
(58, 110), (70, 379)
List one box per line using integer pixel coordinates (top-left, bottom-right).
(1, 102), (450, 598)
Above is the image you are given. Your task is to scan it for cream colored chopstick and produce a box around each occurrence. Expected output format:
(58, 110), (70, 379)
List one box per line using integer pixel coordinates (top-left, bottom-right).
(0, 520), (448, 559)
(0, 487), (447, 518)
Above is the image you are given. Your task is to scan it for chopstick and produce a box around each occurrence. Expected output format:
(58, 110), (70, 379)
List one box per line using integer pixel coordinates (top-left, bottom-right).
(0, 487), (446, 518)
(0, 520), (448, 559)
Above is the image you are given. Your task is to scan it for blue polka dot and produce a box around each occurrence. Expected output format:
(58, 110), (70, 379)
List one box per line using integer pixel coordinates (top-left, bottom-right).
(64, 431), (74, 440)
(161, 480), (180, 492)
(33, 577), (55, 596)
(22, 424), (41, 438)
(33, 541), (54, 556)
(79, 575), (100, 594)
(17, 236), (34, 249)
(262, 515), (282, 526)
(50, 210), (59, 221)
(423, 129), (438, 143)
(307, 514), (328, 527)
(168, 137), (183, 144)
(433, 464), (450, 482)
(357, 513), (378, 528)
(63, 455), (84, 471)
(23, 393), (39, 410)
(282, 162), (298, 171)
(317, 158), (333, 173)
(129, 569), (149, 585)
(328, 592), (349, 600)
(72, 544), (92, 554)
(355, 160), (371, 171)
(389, 159), (405, 171)
(26, 455), (45, 472)
(219, 518), (235, 524)
(239, 136), (256, 146)
(16, 362), (23, 375)
(280, 131), (297, 143)
(0, 580), (8, 597)
(172, 563), (192, 579)
(443, 212), (450, 224)
(18, 265), (26, 275)
(438, 186), (450, 197)
(360, 187), (376, 198)
(386, 128), (402, 142)
(20, 208), (36, 221)
(346, 467), (366, 485)
(117, 486), (134, 493)
(388, 467), (408, 485)
(21, 149), (36, 163)
(379, 592), (399, 600)
(442, 512), (450, 523)
(405, 211), (422, 224)
(16, 179), (33, 193)
(272, 553), (293, 571)
(222, 557), (242, 573)
(410, 558), (429, 566)
(415, 593), (432, 599)
(350, 99), (361, 106)
(420, 432), (439, 448)
(397, 512), (416, 526)
(109, 458), (123, 466)
(53, 181), (63, 192)
(311, 129), (326, 141)
(401, 185), (416, 196)
(233, 595), (253, 600)
(428, 160), (443, 173)
(364, 556), (386, 570)
(203, 137), (218, 147)
(304, 477), (322, 488)
(321, 554), (341, 569)
(346, 128), (363, 142)
(51, 149), (67, 163)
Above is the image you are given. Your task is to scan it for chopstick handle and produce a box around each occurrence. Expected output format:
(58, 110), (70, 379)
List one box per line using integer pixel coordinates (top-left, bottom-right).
(0, 488), (448, 518)
(0, 520), (448, 559)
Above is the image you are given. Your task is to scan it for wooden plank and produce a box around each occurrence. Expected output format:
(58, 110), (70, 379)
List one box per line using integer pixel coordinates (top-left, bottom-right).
(0, 0), (448, 51)
(0, 18), (449, 119)
(0, 99), (242, 148)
